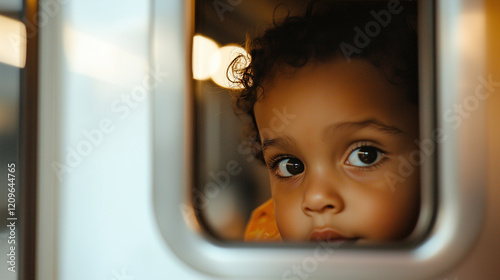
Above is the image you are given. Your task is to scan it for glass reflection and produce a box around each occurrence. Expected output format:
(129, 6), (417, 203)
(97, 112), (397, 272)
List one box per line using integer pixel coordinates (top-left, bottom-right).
(0, 1), (22, 278)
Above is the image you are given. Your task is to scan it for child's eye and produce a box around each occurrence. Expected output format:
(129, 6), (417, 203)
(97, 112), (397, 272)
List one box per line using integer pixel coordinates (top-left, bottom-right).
(276, 158), (305, 177)
(345, 146), (384, 167)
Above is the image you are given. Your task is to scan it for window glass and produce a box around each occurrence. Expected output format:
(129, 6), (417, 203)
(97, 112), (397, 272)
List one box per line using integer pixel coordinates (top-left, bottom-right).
(192, 0), (422, 244)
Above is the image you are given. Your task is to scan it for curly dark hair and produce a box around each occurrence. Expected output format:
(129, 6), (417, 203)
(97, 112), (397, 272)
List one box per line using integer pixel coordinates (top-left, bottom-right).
(229, 0), (418, 163)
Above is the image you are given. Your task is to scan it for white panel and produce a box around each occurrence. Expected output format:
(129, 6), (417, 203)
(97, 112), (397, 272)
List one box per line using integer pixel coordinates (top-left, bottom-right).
(38, 0), (213, 279)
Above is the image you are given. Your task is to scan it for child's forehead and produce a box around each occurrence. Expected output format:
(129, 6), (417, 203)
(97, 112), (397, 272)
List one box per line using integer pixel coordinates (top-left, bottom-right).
(262, 58), (385, 94)
(253, 58), (419, 145)
(255, 58), (414, 120)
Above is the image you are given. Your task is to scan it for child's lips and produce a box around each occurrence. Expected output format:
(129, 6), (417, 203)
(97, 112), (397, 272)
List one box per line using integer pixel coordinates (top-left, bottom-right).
(309, 228), (358, 243)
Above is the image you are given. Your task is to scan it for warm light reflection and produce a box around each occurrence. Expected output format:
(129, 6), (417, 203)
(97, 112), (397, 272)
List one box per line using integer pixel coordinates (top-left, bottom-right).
(210, 45), (247, 89)
(192, 35), (220, 80)
(0, 15), (27, 68)
(192, 35), (249, 89)
(63, 26), (147, 87)
(459, 10), (485, 65)
(0, 101), (15, 133)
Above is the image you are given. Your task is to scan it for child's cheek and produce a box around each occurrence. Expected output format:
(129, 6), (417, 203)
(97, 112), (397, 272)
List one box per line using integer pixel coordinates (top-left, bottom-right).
(271, 179), (310, 240)
(343, 167), (396, 193)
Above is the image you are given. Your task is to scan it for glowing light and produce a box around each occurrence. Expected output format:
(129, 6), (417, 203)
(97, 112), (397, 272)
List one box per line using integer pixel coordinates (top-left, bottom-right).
(0, 15), (26, 68)
(210, 45), (248, 89)
(192, 35), (219, 80)
(459, 11), (485, 62)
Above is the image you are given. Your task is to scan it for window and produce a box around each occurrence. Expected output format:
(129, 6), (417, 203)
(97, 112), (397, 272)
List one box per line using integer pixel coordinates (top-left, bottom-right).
(152, 0), (487, 278)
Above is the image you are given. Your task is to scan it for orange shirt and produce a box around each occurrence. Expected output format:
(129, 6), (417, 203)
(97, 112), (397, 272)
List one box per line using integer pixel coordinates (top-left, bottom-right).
(244, 199), (282, 242)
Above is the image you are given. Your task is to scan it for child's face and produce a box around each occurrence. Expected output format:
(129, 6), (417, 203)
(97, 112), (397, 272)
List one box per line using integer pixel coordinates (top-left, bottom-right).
(253, 59), (420, 243)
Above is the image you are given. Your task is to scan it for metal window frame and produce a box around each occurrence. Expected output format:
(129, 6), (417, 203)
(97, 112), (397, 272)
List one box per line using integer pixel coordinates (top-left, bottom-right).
(152, 0), (487, 279)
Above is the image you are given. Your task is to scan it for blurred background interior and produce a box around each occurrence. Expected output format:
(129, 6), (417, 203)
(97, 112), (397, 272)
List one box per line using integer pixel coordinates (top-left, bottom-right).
(193, 0), (311, 241)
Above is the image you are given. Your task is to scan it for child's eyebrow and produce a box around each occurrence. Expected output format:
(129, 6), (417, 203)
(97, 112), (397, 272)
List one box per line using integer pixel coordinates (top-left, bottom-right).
(322, 118), (403, 140)
(262, 119), (402, 153)
(261, 136), (295, 155)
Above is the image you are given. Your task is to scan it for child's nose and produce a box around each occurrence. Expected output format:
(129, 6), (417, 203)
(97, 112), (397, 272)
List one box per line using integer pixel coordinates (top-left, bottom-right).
(301, 177), (344, 216)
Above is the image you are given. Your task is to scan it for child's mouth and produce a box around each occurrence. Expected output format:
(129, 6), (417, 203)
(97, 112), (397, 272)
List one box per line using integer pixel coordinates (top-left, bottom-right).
(309, 228), (359, 243)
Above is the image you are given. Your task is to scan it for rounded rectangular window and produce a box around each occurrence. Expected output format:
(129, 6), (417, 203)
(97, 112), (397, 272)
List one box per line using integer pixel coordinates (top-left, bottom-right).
(153, 0), (487, 278)
(190, 0), (433, 244)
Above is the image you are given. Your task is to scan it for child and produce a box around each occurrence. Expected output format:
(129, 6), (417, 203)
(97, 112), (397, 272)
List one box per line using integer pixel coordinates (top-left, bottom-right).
(230, 0), (420, 243)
